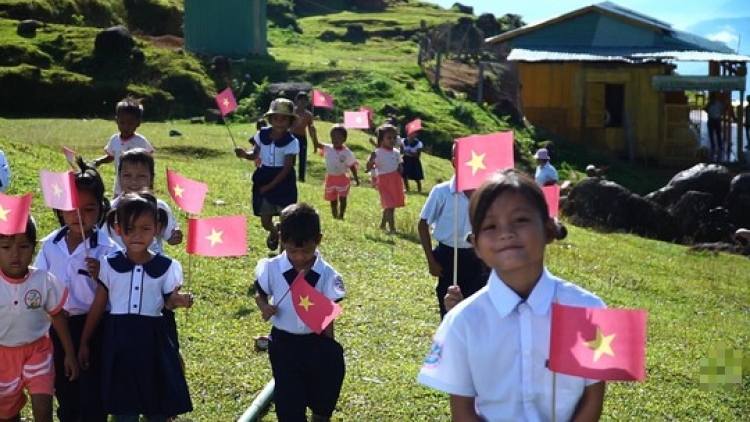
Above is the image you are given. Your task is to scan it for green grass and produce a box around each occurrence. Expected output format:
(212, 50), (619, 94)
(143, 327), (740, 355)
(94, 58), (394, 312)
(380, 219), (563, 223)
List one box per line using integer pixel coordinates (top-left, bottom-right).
(3, 119), (748, 419)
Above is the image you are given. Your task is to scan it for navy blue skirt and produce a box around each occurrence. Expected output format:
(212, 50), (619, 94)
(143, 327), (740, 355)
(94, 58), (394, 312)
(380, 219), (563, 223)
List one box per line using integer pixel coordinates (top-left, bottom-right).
(252, 165), (298, 216)
(101, 314), (192, 416)
(402, 155), (424, 181)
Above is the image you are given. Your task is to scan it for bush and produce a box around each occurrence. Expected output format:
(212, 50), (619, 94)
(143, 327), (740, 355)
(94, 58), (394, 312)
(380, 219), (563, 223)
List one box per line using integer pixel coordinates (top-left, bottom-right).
(0, 44), (53, 68)
(123, 0), (182, 36)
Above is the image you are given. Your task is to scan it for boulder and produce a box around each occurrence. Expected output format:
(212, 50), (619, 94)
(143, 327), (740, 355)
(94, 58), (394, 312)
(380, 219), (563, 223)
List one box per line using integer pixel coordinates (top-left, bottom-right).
(17, 20), (43, 38)
(725, 172), (750, 229)
(343, 24), (367, 43)
(668, 191), (714, 241)
(94, 26), (135, 60)
(644, 163), (733, 209)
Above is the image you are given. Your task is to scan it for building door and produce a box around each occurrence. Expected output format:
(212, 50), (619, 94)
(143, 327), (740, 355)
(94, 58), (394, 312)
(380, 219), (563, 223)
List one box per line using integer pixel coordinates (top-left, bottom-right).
(585, 82), (606, 147)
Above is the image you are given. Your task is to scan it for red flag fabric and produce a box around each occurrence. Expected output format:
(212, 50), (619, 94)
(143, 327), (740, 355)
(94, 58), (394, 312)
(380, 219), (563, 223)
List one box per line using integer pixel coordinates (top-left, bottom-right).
(549, 303), (647, 381)
(62, 146), (77, 167)
(215, 88), (237, 116)
(39, 170), (78, 211)
(166, 169), (207, 215)
(454, 132), (514, 192)
(359, 106), (374, 121)
(406, 118), (422, 135)
(542, 185), (560, 217)
(343, 111), (370, 129)
(186, 216), (246, 257)
(0, 193), (33, 235)
(312, 89), (334, 109)
(289, 271), (342, 334)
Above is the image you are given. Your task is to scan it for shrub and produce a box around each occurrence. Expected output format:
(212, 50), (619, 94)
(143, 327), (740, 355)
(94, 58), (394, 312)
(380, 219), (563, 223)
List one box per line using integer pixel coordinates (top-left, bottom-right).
(0, 44), (53, 68)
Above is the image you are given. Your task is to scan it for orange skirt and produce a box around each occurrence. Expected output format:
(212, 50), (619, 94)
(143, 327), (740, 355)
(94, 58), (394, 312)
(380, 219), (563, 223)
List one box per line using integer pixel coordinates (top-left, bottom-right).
(377, 171), (405, 209)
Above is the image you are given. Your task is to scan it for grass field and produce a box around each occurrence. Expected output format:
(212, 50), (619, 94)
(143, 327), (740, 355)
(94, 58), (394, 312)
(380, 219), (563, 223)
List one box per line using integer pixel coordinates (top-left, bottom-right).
(1, 117), (748, 421)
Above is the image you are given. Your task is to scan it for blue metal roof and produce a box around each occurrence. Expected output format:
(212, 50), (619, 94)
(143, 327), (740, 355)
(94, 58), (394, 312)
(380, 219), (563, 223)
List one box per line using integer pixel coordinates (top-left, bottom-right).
(487, 1), (746, 61)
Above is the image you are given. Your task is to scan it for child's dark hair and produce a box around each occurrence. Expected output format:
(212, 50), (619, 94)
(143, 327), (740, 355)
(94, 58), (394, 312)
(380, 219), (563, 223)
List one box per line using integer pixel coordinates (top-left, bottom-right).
(330, 124), (347, 141)
(376, 124), (397, 144)
(279, 203), (321, 248)
(116, 96), (144, 120)
(55, 157), (111, 228)
(256, 118), (267, 131)
(107, 191), (167, 236)
(0, 216), (38, 245)
(118, 148), (155, 188)
(469, 169), (551, 238)
(295, 91), (309, 102)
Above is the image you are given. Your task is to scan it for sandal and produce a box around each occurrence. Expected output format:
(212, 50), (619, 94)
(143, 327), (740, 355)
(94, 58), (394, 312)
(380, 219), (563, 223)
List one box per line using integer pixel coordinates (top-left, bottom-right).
(266, 230), (279, 251)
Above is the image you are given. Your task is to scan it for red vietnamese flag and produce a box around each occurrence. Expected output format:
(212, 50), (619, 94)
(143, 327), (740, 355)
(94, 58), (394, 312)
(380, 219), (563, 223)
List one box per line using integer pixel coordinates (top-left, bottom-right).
(549, 303), (647, 381)
(344, 111), (370, 129)
(359, 106), (374, 121)
(215, 88), (237, 116)
(166, 169), (207, 215)
(0, 193), (33, 235)
(289, 271), (342, 334)
(542, 185), (560, 217)
(455, 132), (514, 192)
(62, 146), (77, 167)
(186, 216), (246, 257)
(40, 170), (78, 211)
(406, 118), (422, 135)
(312, 89), (334, 109)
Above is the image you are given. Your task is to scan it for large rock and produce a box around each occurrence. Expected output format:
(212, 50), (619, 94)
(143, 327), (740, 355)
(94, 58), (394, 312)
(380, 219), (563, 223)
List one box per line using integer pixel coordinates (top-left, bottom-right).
(267, 82), (313, 100)
(17, 20), (43, 38)
(563, 178), (678, 241)
(725, 172), (750, 229)
(644, 163), (733, 209)
(94, 26), (135, 60)
(669, 191), (714, 241)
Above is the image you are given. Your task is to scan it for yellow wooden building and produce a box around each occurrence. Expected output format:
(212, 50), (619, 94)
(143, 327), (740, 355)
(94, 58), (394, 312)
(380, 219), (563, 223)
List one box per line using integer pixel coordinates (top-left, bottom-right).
(487, 2), (748, 165)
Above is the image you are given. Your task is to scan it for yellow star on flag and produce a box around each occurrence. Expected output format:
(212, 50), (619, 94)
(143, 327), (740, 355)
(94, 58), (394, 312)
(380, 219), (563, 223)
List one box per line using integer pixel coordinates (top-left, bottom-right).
(223, 98), (230, 108)
(52, 183), (63, 197)
(355, 116), (362, 123)
(585, 327), (616, 362)
(465, 150), (486, 176)
(0, 204), (10, 222)
(206, 228), (223, 247)
(299, 295), (314, 311)
(173, 184), (185, 198)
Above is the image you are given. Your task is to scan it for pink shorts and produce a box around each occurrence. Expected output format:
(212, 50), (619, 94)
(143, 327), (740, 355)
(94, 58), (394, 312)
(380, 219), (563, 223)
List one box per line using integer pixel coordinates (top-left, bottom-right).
(377, 171), (405, 209)
(0, 335), (55, 419)
(324, 174), (351, 201)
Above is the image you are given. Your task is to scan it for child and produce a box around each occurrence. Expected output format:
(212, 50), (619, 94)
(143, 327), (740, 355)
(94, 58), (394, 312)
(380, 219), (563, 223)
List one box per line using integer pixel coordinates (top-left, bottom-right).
(418, 169), (606, 421)
(366, 124), (405, 232)
(0, 148), (9, 192)
(79, 193), (193, 421)
(0, 217), (79, 422)
(34, 161), (116, 422)
(254, 203), (346, 422)
(235, 98), (299, 251)
(401, 129), (424, 193)
(312, 124), (360, 220)
(534, 148), (558, 186)
(91, 97), (154, 197)
(289, 91), (320, 182)
(106, 148), (183, 254)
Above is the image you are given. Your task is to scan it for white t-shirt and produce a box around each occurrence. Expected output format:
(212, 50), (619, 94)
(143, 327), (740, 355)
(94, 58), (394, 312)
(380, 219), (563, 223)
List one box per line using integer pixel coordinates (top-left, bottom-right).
(0, 149), (10, 192)
(418, 269), (605, 421)
(255, 251), (345, 335)
(108, 196), (179, 254)
(321, 144), (358, 176)
(402, 139), (423, 155)
(419, 176), (472, 249)
(373, 147), (402, 175)
(535, 162), (558, 186)
(34, 227), (119, 316)
(0, 268), (68, 347)
(104, 133), (154, 195)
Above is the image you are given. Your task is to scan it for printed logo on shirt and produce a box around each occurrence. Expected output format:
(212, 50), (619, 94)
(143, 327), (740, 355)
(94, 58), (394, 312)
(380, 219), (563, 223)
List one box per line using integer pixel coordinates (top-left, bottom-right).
(423, 340), (443, 368)
(24, 289), (42, 309)
(333, 275), (345, 295)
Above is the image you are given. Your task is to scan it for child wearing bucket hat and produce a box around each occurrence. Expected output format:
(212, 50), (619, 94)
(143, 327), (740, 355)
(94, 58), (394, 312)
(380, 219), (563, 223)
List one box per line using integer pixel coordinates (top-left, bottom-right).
(235, 98), (300, 251)
(533, 148), (558, 187)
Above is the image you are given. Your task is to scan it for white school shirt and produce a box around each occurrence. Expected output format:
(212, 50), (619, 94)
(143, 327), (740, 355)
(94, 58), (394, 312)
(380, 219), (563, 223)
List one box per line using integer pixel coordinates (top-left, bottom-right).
(108, 196), (179, 254)
(419, 176), (472, 249)
(34, 227), (118, 316)
(373, 147), (402, 175)
(99, 251), (182, 316)
(418, 268), (605, 422)
(255, 251), (346, 335)
(0, 268), (68, 347)
(402, 139), (423, 155)
(104, 133), (154, 195)
(252, 132), (300, 168)
(535, 162), (558, 186)
(321, 144), (358, 176)
(0, 149), (10, 192)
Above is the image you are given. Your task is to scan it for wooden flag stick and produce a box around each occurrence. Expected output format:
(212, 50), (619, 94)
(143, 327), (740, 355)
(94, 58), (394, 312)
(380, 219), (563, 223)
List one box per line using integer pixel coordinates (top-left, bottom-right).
(551, 371), (557, 422)
(221, 116), (238, 149)
(275, 270), (305, 306)
(452, 191), (459, 286)
(76, 208), (90, 257)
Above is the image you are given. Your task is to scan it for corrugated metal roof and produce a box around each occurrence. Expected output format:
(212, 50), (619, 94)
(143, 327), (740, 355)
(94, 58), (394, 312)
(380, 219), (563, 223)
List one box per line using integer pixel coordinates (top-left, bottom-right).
(507, 48), (750, 63)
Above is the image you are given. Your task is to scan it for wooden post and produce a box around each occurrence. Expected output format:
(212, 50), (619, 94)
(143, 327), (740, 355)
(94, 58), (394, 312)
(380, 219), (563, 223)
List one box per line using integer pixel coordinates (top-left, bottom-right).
(477, 61), (484, 106)
(739, 88), (746, 163)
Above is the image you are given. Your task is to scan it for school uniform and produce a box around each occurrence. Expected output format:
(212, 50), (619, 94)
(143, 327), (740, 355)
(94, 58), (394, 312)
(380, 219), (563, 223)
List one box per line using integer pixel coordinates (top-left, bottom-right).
(108, 196), (179, 255)
(103, 133), (154, 195)
(418, 268), (605, 421)
(401, 139), (424, 181)
(420, 176), (487, 317)
(34, 227), (118, 422)
(373, 147), (404, 209)
(251, 127), (299, 216)
(97, 251), (192, 417)
(0, 268), (67, 419)
(255, 251), (346, 421)
(320, 144), (358, 201)
(535, 162), (558, 186)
